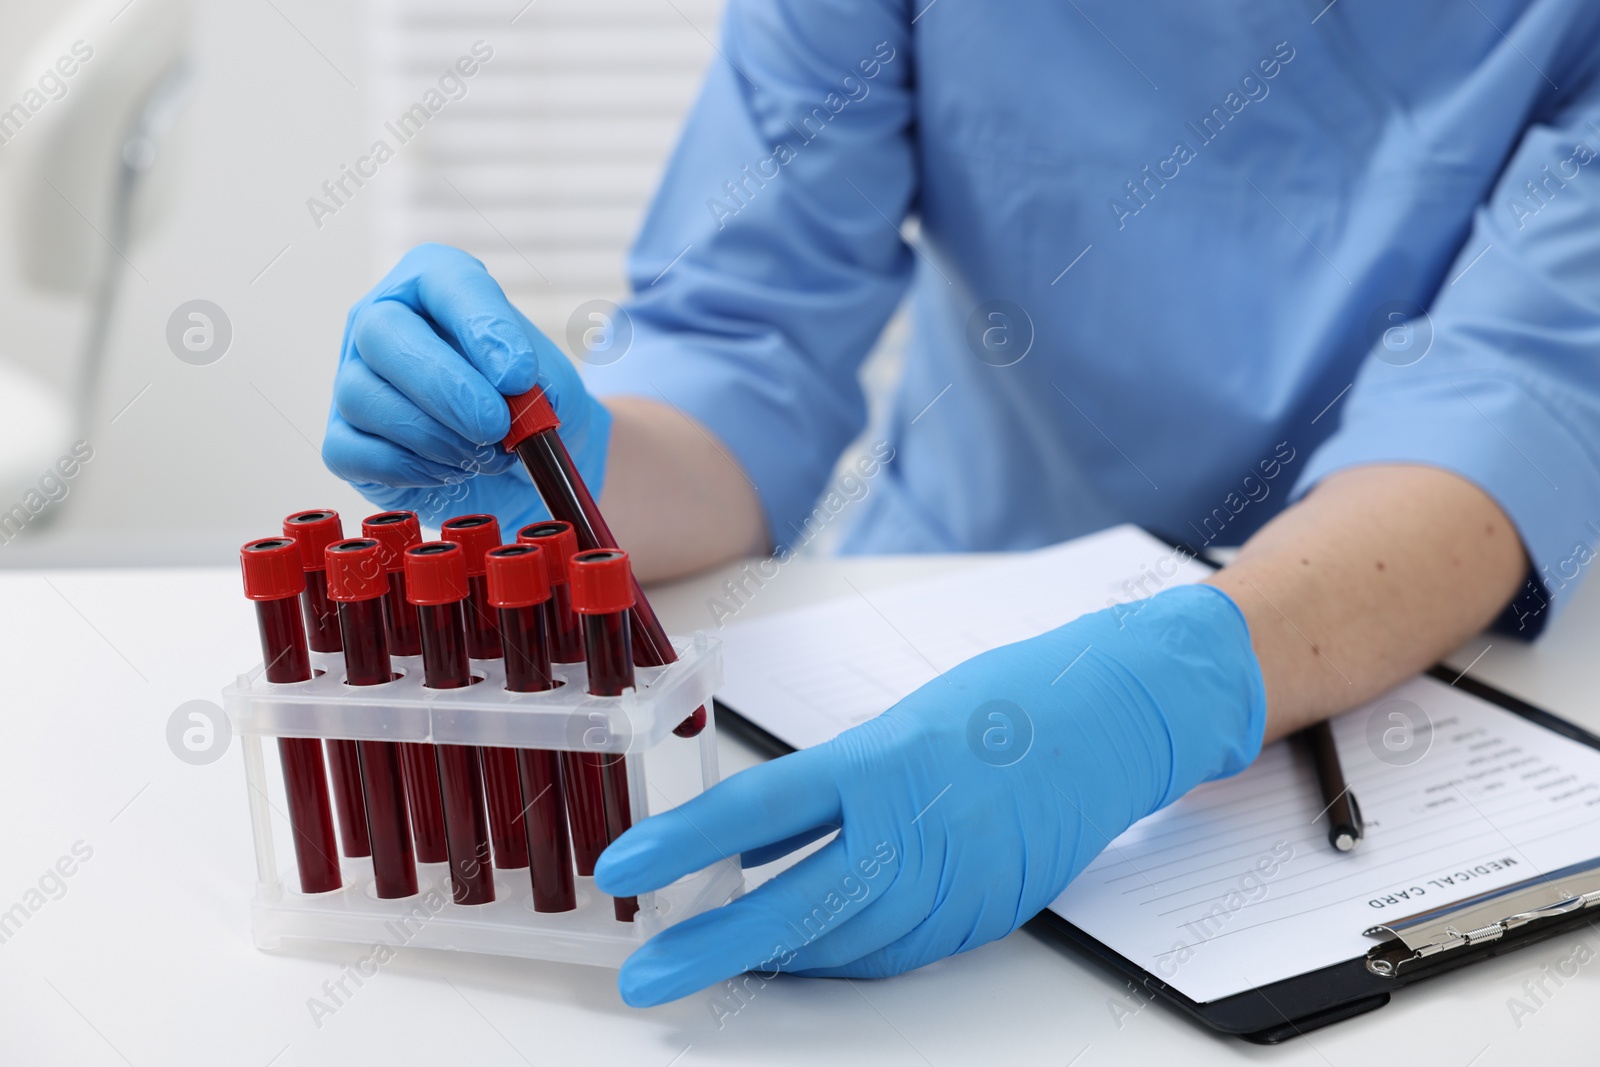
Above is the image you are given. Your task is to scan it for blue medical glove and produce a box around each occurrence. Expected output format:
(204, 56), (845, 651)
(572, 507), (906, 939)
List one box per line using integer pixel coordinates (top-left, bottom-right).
(322, 243), (611, 529)
(594, 583), (1266, 1005)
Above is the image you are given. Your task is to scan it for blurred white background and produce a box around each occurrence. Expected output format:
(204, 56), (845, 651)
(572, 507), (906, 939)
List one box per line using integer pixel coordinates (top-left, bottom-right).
(0, 0), (735, 567)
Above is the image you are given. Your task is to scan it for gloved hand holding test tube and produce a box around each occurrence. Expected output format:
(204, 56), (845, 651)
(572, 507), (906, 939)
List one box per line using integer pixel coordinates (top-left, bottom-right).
(318, 246), (1265, 1000)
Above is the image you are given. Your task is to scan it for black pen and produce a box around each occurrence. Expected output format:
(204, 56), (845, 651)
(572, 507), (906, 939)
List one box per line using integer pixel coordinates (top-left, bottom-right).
(1300, 720), (1363, 853)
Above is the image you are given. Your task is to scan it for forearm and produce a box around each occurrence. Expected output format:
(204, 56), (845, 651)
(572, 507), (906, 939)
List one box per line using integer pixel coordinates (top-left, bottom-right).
(1206, 464), (1527, 743)
(598, 396), (768, 582)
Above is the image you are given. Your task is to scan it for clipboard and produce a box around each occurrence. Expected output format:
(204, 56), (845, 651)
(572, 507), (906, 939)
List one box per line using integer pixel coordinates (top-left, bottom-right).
(709, 531), (1600, 1044)
(1030, 666), (1600, 1043)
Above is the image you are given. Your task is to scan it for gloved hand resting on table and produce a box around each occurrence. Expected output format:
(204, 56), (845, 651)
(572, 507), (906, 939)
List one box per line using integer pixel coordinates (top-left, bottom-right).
(322, 243), (611, 528)
(595, 583), (1266, 1005)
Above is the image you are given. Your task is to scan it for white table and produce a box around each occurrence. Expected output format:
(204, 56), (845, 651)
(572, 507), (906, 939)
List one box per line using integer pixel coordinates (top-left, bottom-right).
(3, 555), (1596, 1065)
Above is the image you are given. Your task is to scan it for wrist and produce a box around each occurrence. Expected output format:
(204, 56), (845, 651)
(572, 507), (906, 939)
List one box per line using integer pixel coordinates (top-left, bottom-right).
(1038, 583), (1266, 817)
(1131, 583), (1267, 802)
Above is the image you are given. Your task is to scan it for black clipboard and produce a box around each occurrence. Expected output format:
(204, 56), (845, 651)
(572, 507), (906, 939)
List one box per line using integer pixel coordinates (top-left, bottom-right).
(709, 531), (1600, 1044)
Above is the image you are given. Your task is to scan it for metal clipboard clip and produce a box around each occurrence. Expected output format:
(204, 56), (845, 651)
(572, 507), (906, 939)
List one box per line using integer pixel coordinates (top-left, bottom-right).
(1363, 856), (1600, 976)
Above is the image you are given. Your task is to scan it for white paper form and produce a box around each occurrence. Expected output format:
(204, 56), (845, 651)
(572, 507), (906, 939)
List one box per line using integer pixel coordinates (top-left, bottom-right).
(1053, 675), (1600, 1002)
(717, 525), (1211, 749)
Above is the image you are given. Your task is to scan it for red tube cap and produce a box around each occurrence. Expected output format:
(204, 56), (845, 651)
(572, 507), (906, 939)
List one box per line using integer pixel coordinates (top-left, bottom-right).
(516, 520), (579, 585)
(404, 541), (469, 606)
(569, 549), (636, 615)
(361, 511), (422, 573)
(485, 544), (551, 608)
(439, 514), (502, 575)
(283, 510), (343, 571)
(325, 539), (388, 601)
(240, 537), (306, 600)
(502, 387), (559, 451)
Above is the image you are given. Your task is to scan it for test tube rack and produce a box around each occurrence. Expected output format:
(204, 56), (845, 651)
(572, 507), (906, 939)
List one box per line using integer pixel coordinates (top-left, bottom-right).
(222, 633), (742, 968)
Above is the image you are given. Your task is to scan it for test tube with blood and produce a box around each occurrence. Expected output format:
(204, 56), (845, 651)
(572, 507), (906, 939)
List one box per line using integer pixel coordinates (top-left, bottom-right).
(501, 388), (706, 738)
(404, 541), (495, 905)
(439, 514), (504, 658)
(282, 510), (370, 859)
(361, 511), (447, 864)
(239, 537), (341, 894)
(439, 515), (528, 871)
(569, 548), (641, 922)
(325, 539), (418, 899)
(515, 521), (585, 663)
(360, 511), (424, 656)
(485, 543), (577, 912)
(517, 520), (607, 877)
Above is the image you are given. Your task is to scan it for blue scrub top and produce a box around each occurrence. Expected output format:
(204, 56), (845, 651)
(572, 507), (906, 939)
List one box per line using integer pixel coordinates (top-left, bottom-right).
(582, 0), (1600, 632)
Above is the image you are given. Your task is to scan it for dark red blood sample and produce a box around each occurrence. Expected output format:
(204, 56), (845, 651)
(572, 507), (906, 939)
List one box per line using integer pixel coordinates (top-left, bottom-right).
(240, 538), (341, 895)
(517, 523), (607, 876)
(480, 750), (529, 870)
(571, 549), (641, 922)
(673, 704), (709, 738)
(284, 510), (370, 859)
(299, 569), (343, 652)
(487, 544), (576, 911)
(516, 522), (584, 664)
(441, 516), (527, 870)
(399, 744), (448, 864)
(361, 511), (424, 657)
(502, 389), (706, 738)
(323, 741), (370, 858)
(563, 755), (609, 879)
(462, 574), (503, 658)
(406, 542), (495, 905)
(595, 751), (637, 922)
(517, 747), (574, 912)
(581, 610), (633, 697)
(327, 540), (418, 899)
(497, 603), (554, 693)
(277, 734), (343, 894)
(362, 512), (445, 862)
(431, 739), (494, 905)
(383, 570), (424, 656)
